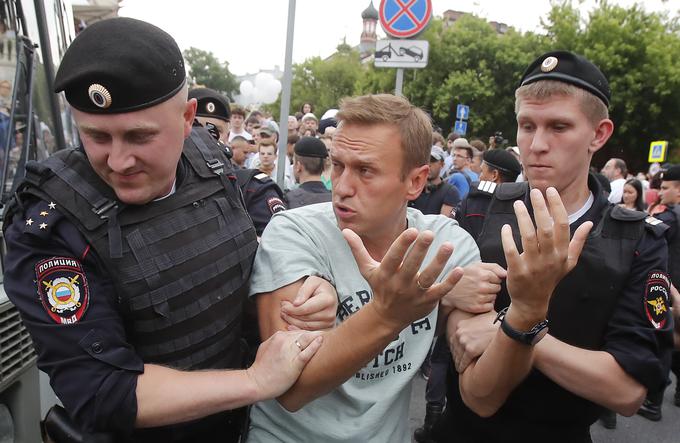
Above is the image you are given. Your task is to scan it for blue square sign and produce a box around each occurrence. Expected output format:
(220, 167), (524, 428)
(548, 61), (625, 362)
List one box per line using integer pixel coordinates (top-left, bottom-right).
(456, 104), (469, 120)
(454, 120), (467, 135)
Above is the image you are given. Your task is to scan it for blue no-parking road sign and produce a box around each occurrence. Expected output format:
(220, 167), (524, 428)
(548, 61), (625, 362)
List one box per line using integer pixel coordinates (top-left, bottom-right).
(379, 0), (432, 39)
(454, 120), (467, 136)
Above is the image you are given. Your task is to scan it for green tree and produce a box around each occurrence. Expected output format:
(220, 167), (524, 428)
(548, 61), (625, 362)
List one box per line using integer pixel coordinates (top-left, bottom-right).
(544, 1), (680, 171)
(183, 47), (238, 100)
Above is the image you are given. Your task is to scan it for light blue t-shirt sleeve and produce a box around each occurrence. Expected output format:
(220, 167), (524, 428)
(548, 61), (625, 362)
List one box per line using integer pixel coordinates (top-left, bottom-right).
(448, 173), (470, 198)
(248, 211), (333, 297)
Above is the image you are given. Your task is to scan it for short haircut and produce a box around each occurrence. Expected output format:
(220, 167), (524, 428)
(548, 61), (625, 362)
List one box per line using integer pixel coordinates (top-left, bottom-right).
(515, 80), (609, 125)
(248, 110), (263, 120)
(470, 139), (487, 151)
(295, 154), (325, 175)
(258, 139), (277, 154)
(611, 158), (628, 177)
(455, 146), (473, 160)
(447, 131), (460, 142)
(336, 94), (432, 177)
(231, 135), (248, 145)
(432, 131), (445, 146)
(287, 133), (300, 145)
(231, 105), (247, 118)
(245, 115), (260, 126)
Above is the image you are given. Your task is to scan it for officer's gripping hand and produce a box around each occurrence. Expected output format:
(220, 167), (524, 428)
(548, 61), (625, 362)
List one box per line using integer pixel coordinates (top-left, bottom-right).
(448, 309), (498, 373)
(280, 276), (338, 331)
(246, 330), (323, 400)
(441, 262), (506, 314)
(502, 187), (592, 323)
(343, 227), (464, 331)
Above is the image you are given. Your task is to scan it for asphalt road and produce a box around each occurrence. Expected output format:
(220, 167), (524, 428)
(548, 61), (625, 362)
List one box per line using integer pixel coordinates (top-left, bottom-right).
(409, 373), (679, 442)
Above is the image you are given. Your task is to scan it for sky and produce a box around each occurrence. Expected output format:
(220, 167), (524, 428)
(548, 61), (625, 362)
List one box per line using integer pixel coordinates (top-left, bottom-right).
(118, 0), (680, 76)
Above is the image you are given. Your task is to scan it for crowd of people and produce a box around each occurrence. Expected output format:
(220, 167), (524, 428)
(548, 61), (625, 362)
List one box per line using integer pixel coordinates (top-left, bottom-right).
(2, 17), (679, 443)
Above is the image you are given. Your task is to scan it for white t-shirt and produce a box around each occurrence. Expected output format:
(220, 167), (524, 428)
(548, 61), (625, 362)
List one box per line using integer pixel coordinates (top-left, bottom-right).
(608, 177), (625, 204)
(247, 203), (480, 443)
(228, 128), (252, 142)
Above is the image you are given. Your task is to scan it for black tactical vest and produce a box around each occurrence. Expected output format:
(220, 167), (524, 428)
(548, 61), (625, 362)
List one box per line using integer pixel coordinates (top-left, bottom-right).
(15, 128), (258, 371)
(667, 205), (680, 287)
(474, 181), (647, 428)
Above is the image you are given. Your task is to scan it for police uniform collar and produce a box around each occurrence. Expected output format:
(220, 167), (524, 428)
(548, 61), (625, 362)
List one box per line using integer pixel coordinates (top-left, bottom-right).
(299, 181), (329, 193)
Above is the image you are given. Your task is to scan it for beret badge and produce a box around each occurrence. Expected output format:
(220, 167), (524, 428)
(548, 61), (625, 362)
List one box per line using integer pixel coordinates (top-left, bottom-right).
(88, 84), (112, 109)
(206, 101), (215, 113)
(540, 56), (558, 72)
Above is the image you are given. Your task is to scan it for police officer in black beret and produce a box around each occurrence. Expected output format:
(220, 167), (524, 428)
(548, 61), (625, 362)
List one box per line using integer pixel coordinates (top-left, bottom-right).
(1, 17), (324, 442)
(189, 87), (286, 237)
(284, 136), (331, 209)
(644, 164), (680, 416)
(433, 50), (674, 442)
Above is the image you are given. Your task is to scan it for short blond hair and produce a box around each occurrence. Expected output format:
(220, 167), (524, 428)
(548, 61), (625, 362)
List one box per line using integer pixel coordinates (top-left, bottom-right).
(336, 94), (432, 177)
(515, 80), (609, 125)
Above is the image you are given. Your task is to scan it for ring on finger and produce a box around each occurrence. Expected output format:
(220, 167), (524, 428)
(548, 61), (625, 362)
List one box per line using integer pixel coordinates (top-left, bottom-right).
(294, 339), (302, 350)
(416, 275), (431, 291)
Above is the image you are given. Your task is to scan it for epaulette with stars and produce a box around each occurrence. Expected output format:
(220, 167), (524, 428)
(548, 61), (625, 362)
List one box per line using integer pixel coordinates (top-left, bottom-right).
(23, 201), (63, 238)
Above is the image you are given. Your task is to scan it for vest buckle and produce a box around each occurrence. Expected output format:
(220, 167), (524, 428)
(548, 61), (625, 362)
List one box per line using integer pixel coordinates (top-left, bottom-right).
(206, 159), (224, 175)
(92, 200), (118, 219)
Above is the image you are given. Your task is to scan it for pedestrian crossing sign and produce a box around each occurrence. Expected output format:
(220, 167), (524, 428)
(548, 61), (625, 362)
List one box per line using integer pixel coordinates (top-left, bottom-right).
(648, 141), (668, 163)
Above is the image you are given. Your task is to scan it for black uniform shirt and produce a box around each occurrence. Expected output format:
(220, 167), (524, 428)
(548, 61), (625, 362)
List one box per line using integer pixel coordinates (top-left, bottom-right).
(438, 176), (674, 443)
(4, 198), (143, 435)
(235, 169), (286, 236)
(409, 180), (461, 215)
(284, 181), (331, 209)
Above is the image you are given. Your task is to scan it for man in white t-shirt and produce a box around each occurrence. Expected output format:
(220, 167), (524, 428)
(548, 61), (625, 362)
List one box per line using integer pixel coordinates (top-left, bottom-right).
(247, 94), (481, 443)
(601, 157), (627, 203)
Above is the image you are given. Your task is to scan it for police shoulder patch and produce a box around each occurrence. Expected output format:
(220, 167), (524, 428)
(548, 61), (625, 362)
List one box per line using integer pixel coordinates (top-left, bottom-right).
(254, 173), (272, 182)
(36, 257), (90, 325)
(267, 197), (286, 214)
(644, 270), (669, 329)
(475, 180), (497, 195)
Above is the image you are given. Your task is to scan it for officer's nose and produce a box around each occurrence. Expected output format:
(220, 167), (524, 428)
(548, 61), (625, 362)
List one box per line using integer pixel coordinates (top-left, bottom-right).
(107, 139), (136, 173)
(529, 127), (550, 154)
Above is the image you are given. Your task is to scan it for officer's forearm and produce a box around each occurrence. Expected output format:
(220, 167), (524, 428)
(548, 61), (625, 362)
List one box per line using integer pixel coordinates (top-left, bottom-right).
(458, 312), (535, 418)
(533, 335), (646, 416)
(135, 364), (259, 427)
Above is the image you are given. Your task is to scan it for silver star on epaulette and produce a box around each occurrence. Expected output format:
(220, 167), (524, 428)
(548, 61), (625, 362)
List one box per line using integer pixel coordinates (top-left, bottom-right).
(39, 223), (47, 230)
(25, 218), (33, 226)
(48, 202), (56, 209)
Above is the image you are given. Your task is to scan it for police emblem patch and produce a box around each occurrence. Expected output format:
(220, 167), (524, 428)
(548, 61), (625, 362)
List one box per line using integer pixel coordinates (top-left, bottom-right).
(36, 257), (90, 325)
(644, 271), (669, 329)
(267, 197), (286, 214)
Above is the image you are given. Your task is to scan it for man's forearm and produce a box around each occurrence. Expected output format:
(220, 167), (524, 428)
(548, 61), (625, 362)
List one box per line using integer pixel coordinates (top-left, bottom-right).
(534, 335), (646, 415)
(458, 325), (534, 417)
(135, 364), (259, 427)
(277, 302), (401, 411)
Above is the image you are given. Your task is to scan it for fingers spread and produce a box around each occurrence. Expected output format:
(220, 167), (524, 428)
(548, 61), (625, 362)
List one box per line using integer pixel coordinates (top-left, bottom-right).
(501, 224), (521, 270)
(546, 187), (570, 250)
(400, 230), (435, 278)
(416, 241), (454, 289)
(566, 220), (593, 271)
(514, 200), (538, 257)
(531, 188), (555, 254)
(380, 228), (420, 275)
(343, 228), (379, 277)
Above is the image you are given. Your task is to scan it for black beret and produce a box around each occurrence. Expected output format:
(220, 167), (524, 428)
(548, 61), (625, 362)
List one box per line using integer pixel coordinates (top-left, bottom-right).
(189, 88), (230, 122)
(54, 17), (186, 114)
(483, 149), (522, 177)
(660, 165), (680, 181)
(318, 117), (337, 135)
(294, 136), (328, 158)
(519, 51), (611, 106)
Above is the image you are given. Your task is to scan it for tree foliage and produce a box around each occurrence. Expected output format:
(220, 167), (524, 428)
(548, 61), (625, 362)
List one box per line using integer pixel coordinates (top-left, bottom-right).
(183, 47), (238, 100)
(285, 1), (680, 170)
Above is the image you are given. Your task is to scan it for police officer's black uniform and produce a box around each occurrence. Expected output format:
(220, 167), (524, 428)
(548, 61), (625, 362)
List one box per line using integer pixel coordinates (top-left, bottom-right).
(284, 136), (331, 209)
(3, 18), (257, 442)
(433, 51), (674, 443)
(189, 87), (287, 235)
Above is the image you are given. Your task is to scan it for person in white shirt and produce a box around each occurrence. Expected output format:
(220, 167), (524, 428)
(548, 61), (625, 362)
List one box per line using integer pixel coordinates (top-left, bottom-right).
(601, 157), (627, 204)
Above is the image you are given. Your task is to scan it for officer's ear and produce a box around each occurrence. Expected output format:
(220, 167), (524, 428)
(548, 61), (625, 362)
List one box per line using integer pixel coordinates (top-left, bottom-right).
(183, 98), (198, 139)
(588, 118), (614, 155)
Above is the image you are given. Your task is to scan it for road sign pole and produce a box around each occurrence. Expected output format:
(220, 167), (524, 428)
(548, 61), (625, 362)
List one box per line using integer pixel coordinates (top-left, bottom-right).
(395, 68), (404, 96)
(276, 0), (296, 189)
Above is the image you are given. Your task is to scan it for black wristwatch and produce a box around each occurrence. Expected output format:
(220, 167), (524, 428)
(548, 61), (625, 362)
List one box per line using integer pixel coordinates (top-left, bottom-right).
(494, 307), (549, 346)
